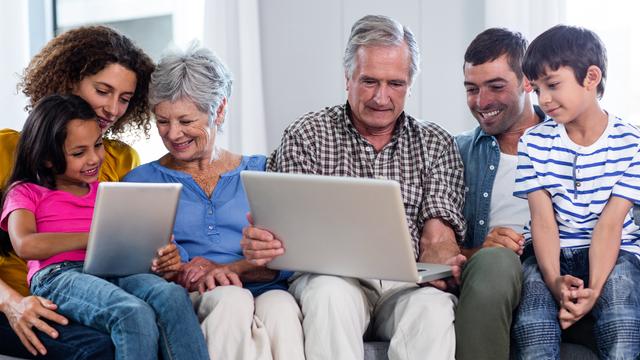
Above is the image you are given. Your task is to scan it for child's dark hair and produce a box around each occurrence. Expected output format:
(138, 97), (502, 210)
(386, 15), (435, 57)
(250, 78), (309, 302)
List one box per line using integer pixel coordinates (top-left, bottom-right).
(6, 94), (97, 192)
(464, 28), (528, 81)
(523, 25), (607, 98)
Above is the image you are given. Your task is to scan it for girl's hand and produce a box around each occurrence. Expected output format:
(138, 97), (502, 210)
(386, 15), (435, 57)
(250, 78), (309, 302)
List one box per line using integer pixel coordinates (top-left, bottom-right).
(152, 236), (182, 280)
(4, 295), (68, 356)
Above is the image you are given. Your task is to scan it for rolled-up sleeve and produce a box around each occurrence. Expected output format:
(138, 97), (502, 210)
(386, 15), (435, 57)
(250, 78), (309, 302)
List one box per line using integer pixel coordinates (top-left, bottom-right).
(418, 134), (466, 242)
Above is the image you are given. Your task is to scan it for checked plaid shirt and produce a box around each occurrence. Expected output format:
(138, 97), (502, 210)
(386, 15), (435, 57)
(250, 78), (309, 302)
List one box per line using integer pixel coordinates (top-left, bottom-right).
(267, 103), (466, 258)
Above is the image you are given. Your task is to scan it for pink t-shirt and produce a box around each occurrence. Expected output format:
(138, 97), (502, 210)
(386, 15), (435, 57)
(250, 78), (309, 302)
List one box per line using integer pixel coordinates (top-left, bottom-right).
(1, 182), (97, 284)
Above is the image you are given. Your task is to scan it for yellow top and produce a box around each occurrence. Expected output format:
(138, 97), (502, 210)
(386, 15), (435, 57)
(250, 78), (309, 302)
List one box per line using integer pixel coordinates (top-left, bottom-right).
(0, 128), (140, 294)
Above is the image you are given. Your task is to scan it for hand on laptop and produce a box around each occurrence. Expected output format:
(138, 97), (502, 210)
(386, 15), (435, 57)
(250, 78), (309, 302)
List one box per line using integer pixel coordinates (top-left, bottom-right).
(419, 218), (466, 292)
(151, 236), (182, 280)
(424, 254), (466, 292)
(240, 213), (285, 266)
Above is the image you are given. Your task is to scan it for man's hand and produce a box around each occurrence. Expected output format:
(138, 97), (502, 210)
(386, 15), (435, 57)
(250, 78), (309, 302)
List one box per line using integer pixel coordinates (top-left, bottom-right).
(240, 213), (284, 265)
(425, 253), (466, 291)
(195, 267), (243, 294)
(3, 295), (68, 356)
(152, 237), (182, 280)
(483, 227), (524, 255)
(419, 218), (466, 292)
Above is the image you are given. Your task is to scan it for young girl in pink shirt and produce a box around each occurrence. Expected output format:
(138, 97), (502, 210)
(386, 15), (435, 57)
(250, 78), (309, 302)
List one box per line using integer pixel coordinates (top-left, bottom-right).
(1, 94), (208, 360)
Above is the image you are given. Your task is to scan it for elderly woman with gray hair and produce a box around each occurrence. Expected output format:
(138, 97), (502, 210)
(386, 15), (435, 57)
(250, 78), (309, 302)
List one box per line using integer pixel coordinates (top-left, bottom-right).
(124, 44), (304, 360)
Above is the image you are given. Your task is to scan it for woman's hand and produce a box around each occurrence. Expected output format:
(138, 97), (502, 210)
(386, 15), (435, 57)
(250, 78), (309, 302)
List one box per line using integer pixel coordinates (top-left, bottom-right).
(152, 237), (182, 280)
(195, 267), (242, 294)
(177, 257), (214, 290)
(2, 294), (68, 356)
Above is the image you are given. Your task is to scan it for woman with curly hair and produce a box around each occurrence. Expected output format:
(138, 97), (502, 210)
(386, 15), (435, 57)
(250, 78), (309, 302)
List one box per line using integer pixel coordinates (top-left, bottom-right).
(0, 25), (155, 359)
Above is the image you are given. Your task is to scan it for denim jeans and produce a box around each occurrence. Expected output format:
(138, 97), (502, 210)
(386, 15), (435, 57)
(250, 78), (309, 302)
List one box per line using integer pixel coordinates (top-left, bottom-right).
(512, 249), (640, 360)
(0, 312), (114, 359)
(30, 262), (209, 360)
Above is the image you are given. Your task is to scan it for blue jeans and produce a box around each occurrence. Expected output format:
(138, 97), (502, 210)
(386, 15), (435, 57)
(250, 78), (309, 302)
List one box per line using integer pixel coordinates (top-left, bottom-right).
(0, 312), (113, 359)
(512, 249), (640, 360)
(30, 262), (208, 360)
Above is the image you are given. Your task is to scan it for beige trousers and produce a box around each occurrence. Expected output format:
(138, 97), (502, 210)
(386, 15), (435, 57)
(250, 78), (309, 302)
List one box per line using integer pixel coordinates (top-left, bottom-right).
(289, 274), (457, 360)
(191, 287), (305, 360)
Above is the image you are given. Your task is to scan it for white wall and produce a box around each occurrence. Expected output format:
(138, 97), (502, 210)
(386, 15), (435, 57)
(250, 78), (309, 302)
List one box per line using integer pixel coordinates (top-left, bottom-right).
(258, 0), (484, 152)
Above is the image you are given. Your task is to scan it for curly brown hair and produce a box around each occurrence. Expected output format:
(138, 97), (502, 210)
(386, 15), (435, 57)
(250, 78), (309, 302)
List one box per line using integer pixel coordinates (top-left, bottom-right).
(18, 25), (155, 139)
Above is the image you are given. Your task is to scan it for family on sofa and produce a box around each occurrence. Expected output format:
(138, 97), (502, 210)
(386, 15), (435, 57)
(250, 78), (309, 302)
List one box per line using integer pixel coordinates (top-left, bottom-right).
(0, 13), (638, 360)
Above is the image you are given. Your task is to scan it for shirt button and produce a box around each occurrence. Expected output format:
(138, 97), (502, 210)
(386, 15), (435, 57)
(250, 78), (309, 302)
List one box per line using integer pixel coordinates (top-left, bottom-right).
(491, 141), (496, 146)
(208, 209), (213, 215)
(489, 165), (495, 171)
(483, 192), (489, 198)
(208, 225), (213, 230)
(479, 220), (485, 225)
(576, 182), (581, 187)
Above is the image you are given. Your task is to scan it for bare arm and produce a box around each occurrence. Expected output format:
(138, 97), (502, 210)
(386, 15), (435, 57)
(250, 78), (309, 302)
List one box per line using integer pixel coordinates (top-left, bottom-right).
(227, 260), (278, 283)
(8, 209), (87, 260)
(528, 190), (562, 299)
(0, 278), (68, 356)
(589, 196), (629, 294)
(558, 196), (630, 329)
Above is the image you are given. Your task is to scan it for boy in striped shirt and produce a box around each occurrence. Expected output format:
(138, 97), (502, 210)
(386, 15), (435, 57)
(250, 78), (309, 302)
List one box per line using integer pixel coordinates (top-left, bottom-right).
(512, 25), (640, 359)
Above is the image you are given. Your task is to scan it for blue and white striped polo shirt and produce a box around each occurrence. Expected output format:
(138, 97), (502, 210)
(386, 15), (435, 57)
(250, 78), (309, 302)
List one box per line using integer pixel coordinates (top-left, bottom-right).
(514, 113), (640, 258)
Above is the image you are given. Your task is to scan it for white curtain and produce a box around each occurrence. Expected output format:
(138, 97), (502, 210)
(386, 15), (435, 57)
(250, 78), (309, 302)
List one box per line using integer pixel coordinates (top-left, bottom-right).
(203, 0), (268, 156)
(0, 1), (30, 130)
(484, 0), (567, 40)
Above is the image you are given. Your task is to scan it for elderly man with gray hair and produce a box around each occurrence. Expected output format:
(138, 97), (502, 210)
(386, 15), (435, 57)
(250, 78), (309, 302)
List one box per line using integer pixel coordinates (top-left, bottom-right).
(242, 15), (466, 359)
(124, 44), (304, 360)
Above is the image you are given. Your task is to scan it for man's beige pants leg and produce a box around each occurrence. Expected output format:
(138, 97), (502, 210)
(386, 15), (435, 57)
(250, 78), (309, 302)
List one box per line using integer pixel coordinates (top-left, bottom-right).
(289, 274), (456, 360)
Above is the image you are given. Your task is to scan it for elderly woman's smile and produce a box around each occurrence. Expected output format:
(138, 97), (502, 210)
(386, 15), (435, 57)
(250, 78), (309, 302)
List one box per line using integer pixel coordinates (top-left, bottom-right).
(154, 98), (216, 162)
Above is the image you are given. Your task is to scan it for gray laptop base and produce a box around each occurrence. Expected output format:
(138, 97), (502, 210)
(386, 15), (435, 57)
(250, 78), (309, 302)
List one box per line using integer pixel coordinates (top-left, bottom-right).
(241, 171), (452, 284)
(83, 182), (182, 277)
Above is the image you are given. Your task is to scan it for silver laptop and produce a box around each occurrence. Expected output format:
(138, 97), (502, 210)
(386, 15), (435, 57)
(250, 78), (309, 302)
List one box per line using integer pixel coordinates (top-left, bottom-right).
(241, 171), (452, 283)
(83, 182), (182, 277)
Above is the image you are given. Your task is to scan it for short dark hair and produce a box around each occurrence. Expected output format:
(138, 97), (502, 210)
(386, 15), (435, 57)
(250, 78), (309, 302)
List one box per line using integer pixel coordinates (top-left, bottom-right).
(7, 94), (97, 191)
(523, 25), (607, 97)
(464, 28), (528, 81)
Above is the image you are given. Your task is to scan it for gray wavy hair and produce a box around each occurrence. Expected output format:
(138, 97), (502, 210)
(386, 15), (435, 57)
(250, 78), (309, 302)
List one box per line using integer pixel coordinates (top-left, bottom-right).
(343, 15), (421, 84)
(149, 43), (233, 127)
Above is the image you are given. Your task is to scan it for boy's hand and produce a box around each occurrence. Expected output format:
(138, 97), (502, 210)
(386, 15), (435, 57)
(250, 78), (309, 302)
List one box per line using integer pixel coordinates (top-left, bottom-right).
(152, 236), (182, 279)
(550, 275), (583, 303)
(559, 287), (598, 329)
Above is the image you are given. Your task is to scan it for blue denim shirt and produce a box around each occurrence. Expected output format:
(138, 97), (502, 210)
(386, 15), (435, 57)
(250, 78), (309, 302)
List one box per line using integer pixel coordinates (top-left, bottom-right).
(455, 106), (545, 249)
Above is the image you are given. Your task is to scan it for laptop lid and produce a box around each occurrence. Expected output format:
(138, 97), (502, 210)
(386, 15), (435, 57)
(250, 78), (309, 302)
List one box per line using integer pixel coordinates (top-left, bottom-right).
(241, 171), (451, 283)
(83, 182), (182, 277)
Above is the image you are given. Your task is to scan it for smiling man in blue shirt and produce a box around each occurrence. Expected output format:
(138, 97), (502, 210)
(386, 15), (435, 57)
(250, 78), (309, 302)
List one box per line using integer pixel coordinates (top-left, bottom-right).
(454, 28), (543, 360)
